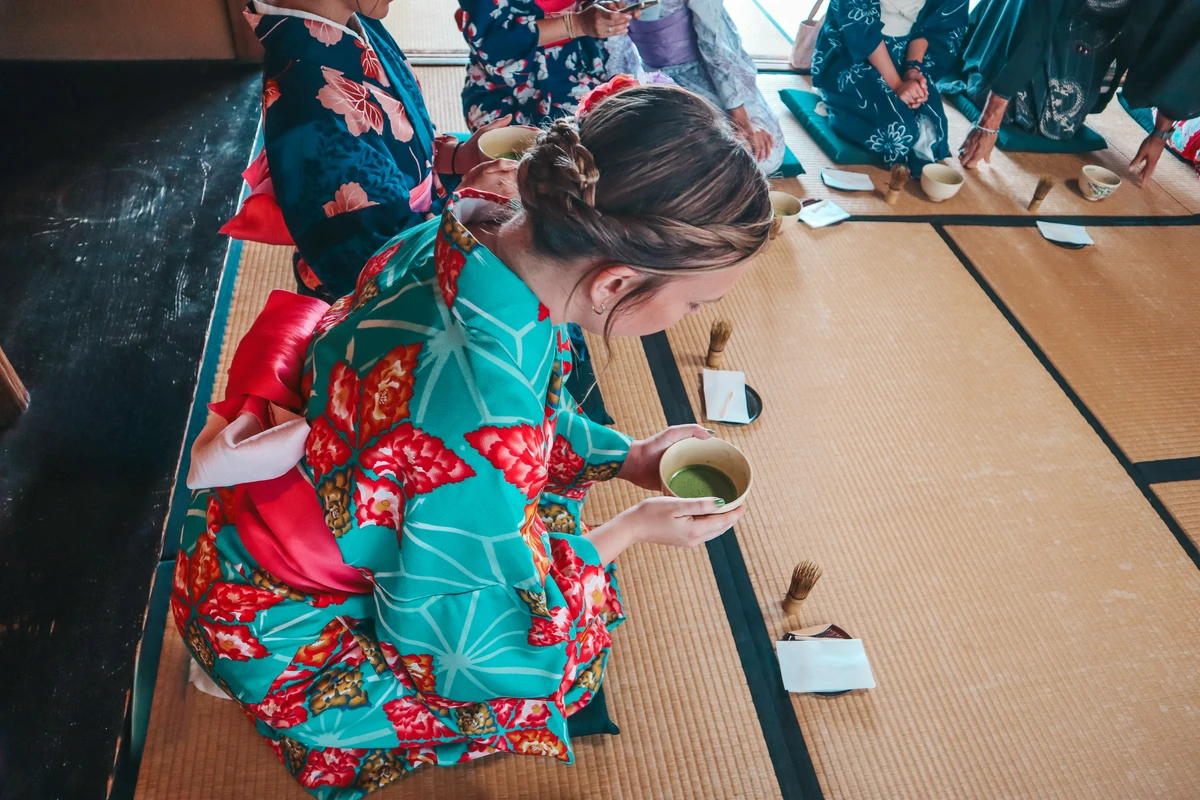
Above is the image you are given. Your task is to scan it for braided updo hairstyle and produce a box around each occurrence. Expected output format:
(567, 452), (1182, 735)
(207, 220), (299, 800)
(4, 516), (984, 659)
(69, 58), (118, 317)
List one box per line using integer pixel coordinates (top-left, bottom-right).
(517, 84), (772, 336)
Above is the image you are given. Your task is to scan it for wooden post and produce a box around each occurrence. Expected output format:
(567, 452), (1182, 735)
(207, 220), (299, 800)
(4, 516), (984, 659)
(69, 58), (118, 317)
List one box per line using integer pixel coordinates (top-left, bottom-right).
(0, 346), (29, 428)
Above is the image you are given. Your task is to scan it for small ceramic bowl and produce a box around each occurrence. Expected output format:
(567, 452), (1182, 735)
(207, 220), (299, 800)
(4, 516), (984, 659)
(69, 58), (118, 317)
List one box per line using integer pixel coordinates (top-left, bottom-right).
(920, 164), (964, 202)
(478, 127), (540, 161)
(769, 191), (802, 237)
(1081, 164), (1121, 201)
(659, 437), (754, 514)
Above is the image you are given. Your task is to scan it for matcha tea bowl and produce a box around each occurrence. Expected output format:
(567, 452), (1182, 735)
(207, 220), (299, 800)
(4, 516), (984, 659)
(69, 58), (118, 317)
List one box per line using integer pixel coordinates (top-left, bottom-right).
(478, 126), (540, 161)
(659, 437), (753, 513)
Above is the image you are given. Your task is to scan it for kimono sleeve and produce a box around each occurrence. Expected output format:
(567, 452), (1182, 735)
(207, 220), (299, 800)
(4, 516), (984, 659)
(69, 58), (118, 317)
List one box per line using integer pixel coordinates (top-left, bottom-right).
(457, 0), (541, 64)
(836, 0), (885, 63)
(986, 0), (1066, 101)
(690, 0), (762, 111)
(909, 0), (969, 80)
(264, 58), (429, 297)
(365, 390), (611, 708)
(546, 396), (632, 497)
(1121, 0), (1200, 121)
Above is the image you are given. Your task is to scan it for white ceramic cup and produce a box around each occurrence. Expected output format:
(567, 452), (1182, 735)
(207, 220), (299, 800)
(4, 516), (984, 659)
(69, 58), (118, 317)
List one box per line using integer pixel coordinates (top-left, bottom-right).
(478, 127), (540, 161)
(1080, 164), (1121, 201)
(920, 164), (965, 202)
(769, 191), (803, 236)
(659, 437), (754, 514)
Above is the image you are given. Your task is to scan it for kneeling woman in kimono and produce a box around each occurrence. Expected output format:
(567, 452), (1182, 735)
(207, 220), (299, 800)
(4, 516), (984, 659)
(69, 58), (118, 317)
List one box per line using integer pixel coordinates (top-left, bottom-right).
(458, 0), (637, 129)
(176, 82), (770, 797)
(812, 0), (968, 175)
(605, 0), (786, 174)
(226, 0), (515, 302)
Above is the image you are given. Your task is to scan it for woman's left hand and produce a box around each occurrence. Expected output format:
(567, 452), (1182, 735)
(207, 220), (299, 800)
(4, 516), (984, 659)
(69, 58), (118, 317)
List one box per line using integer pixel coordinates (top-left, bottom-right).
(455, 114), (514, 175)
(458, 158), (520, 198)
(1129, 133), (1166, 187)
(619, 425), (715, 491)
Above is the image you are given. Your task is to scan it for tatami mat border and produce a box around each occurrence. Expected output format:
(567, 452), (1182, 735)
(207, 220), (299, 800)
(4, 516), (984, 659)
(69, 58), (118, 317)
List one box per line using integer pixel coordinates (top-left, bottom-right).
(642, 333), (824, 800)
(1137, 457), (1200, 484)
(934, 224), (1200, 571)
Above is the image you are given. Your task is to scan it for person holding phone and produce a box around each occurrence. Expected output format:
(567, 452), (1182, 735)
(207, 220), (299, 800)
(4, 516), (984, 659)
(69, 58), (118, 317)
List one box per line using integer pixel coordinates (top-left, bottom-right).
(605, 0), (786, 174)
(458, 0), (638, 129)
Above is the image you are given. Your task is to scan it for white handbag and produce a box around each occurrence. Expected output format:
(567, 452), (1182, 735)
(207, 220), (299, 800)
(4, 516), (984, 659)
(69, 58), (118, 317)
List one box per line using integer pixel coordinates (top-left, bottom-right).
(789, 0), (827, 72)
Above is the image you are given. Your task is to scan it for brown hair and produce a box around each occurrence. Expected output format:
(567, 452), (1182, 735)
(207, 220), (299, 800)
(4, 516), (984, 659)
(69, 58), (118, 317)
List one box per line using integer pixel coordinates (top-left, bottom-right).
(517, 84), (773, 336)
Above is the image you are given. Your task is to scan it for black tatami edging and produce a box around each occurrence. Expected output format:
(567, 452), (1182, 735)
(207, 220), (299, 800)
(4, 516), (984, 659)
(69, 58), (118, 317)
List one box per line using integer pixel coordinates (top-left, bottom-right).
(1134, 457), (1200, 485)
(848, 213), (1200, 226)
(933, 224), (1200, 571)
(641, 331), (824, 800)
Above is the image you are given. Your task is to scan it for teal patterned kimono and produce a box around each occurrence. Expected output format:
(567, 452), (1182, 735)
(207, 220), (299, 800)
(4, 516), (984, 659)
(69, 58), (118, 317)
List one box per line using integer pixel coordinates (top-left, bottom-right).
(173, 192), (630, 797)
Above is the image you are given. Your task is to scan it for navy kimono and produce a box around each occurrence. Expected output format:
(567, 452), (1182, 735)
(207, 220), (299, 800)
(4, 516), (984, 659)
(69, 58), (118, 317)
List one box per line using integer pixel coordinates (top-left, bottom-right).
(249, 1), (449, 299)
(457, 0), (610, 130)
(812, 0), (968, 174)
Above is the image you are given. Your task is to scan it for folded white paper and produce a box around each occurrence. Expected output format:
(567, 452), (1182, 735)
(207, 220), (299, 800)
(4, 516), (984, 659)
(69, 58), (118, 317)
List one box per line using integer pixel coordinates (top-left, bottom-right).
(799, 199), (851, 229)
(776, 638), (877, 693)
(820, 168), (876, 192)
(1037, 221), (1094, 246)
(702, 369), (750, 424)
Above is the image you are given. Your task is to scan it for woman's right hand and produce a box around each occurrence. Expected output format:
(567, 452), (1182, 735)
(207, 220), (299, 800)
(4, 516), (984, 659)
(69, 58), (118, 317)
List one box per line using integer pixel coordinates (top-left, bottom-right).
(895, 78), (927, 109)
(575, 5), (634, 39)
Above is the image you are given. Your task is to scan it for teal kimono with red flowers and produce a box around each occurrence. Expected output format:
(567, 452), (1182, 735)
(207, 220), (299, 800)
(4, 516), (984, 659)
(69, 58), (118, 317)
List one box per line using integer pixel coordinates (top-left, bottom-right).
(173, 192), (630, 797)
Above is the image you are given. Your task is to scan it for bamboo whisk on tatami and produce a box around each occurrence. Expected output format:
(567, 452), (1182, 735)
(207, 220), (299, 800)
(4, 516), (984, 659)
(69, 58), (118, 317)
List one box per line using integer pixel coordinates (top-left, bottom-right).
(706, 319), (733, 369)
(781, 560), (822, 616)
(885, 164), (909, 205)
(1027, 176), (1055, 213)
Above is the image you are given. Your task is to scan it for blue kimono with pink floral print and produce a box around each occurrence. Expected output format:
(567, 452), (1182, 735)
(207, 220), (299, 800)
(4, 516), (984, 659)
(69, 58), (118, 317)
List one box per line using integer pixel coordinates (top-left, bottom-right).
(249, 1), (449, 299)
(457, 0), (611, 129)
(174, 193), (630, 798)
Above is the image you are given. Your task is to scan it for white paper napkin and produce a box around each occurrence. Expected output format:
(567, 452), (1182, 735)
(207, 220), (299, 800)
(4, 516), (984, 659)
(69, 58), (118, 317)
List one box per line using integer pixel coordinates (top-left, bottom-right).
(702, 369), (750, 424)
(776, 638), (877, 693)
(799, 199), (851, 229)
(1037, 221), (1094, 246)
(820, 168), (876, 192)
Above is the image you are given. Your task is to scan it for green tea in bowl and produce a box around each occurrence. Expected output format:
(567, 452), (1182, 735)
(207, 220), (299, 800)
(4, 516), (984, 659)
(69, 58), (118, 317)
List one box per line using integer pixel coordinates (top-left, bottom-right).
(658, 437), (753, 513)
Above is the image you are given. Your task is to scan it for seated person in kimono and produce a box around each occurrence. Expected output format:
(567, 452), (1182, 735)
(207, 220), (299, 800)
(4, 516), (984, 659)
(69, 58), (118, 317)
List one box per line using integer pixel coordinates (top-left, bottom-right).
(605, 0), (786, 174)
(458, 0), (637, 129)
(176, 81), (772, 799)
(230, 0), (518, 302)
(954, 0), (1200, 186)
(811, 0), (969, 176)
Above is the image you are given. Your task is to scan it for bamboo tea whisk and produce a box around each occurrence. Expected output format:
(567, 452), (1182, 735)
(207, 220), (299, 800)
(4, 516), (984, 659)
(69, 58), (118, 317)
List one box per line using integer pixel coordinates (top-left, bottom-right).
(885, 164), (909, 205)
(781, 560), (822, 616)
(706, 320), (733, 369)
(1027, 176), (1055, 213)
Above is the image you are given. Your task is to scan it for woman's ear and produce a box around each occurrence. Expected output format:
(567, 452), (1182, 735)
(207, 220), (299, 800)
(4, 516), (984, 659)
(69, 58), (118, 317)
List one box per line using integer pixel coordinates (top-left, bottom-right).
(589, 265), (640, 311)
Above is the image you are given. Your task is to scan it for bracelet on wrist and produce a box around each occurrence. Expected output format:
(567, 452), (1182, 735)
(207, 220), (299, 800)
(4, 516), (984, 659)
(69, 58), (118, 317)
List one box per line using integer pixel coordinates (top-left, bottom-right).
(1152, 128), (1172, 142)
(450, 141), (463, 175)
(902, 59), (924, 75)
(973, 123), (999, 136)
(564, 13), (575, 39)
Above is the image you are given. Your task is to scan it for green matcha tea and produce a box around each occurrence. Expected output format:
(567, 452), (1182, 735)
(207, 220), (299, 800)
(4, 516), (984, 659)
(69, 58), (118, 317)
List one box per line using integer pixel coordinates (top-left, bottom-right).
(668, 464), (739, 503)
(496, 151), (520, 161)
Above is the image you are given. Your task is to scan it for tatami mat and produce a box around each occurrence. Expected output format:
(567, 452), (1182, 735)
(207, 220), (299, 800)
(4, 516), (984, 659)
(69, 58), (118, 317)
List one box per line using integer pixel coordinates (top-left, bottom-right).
(1153, 481), (1200, 551)
(412, 66), (467, 133)
(661, 222), (1200, 798)
(1086, 99), (1200, 215)
(762, 74), (1196, 217)
(944, 225), (1200, 463)
(383, 0), (467, 57)
(136, 248), (783, 797)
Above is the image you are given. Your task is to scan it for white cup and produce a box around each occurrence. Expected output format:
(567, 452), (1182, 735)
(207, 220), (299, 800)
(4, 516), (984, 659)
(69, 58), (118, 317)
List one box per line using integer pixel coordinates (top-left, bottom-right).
(1080, 165), (1121, 202)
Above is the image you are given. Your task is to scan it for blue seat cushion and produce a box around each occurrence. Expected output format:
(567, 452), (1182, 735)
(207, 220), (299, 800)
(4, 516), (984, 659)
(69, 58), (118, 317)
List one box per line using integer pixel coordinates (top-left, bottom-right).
(567, 686), (620, 738)
(947, 93), (1107, 153)
(778, 89), (879, 166)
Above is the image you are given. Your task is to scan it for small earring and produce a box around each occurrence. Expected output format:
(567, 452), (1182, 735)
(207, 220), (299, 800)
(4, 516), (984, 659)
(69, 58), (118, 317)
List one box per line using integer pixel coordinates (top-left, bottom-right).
(592, 303), (606, 315)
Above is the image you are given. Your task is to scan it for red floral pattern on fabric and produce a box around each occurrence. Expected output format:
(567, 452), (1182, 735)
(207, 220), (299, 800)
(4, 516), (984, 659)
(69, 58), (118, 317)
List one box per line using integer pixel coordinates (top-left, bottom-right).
(249, 683), (310, 729)
(197, 582), (284, 623)
(464, 423), (548, 500)
(323, 182), (379, 218)
(291, 619), (358, 672)
(367, 84), (414, 142)
(359, 423), (474, 496)
(491, 698), (552, 729)
(353, 469), (404, 532)
(527, 606), (571, 647)
(574, 618), (612, 667)
(316, 67), (383, 137)
(549, 537), (586, 619)
(306, 416), (353, 482)
(544, 435), (586, 494)
(506, 729), (569, 761)
(399, 653), (437, 694)
(383, 696), (455, 742)
(457, 737), (506, 763)
(357, 241), (402, 294)
(537, 302), (550, 321)
(326, 362), (360, 438)
(200, 619), (269, 661)
(433, 234), (467, 308)
(359, 344), (420, 446)
(520, 505), (552, 583)
(298, 747), (365, 789)
(356, 40), (389, 87)
(262, 78), (280, 111)
(315, 294), (354, 336)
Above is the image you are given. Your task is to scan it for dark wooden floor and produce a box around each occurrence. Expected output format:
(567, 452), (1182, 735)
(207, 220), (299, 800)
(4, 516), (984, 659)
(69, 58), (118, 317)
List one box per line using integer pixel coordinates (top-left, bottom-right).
(0, 61), (259, 800)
